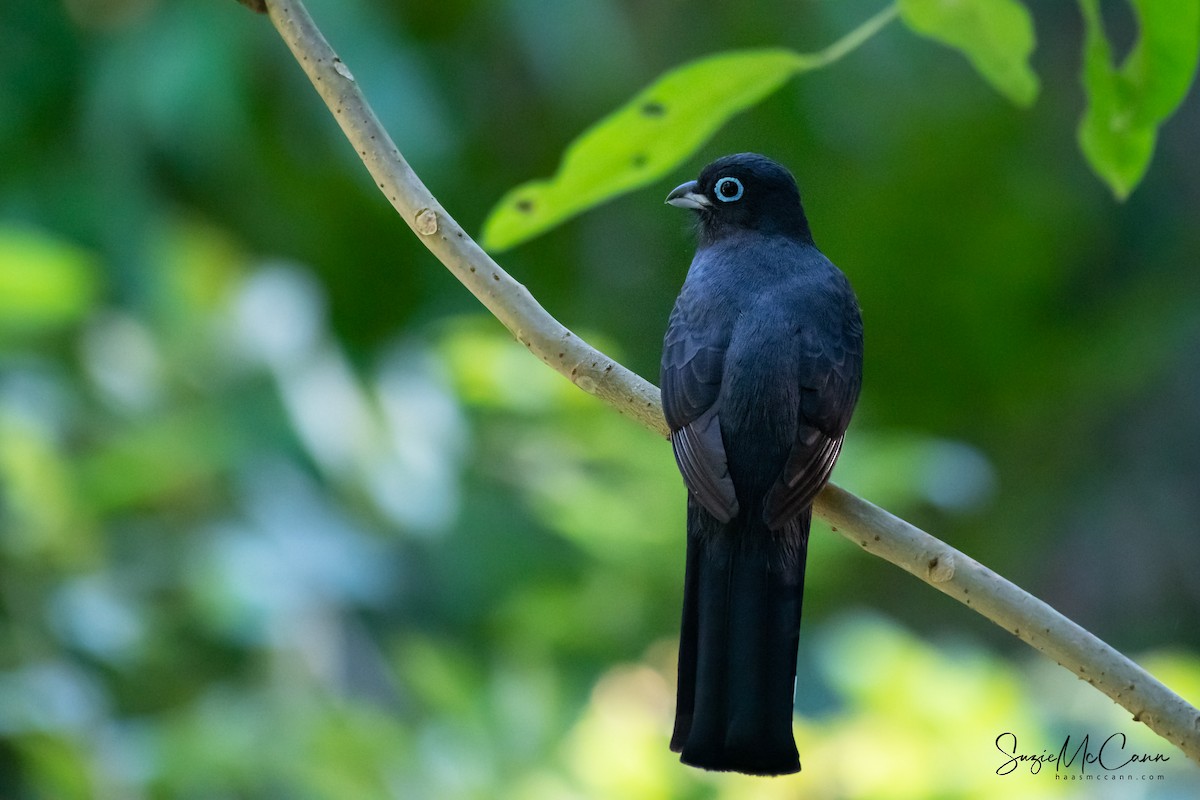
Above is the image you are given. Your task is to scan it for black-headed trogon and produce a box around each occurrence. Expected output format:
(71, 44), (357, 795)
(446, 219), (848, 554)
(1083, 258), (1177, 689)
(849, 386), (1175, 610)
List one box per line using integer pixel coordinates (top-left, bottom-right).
(662, 153), (863, 776)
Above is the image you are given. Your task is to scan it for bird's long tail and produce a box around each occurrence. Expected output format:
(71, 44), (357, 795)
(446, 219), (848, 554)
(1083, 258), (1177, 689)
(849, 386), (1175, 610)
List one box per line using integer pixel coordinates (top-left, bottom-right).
(671, 501), (809, 776)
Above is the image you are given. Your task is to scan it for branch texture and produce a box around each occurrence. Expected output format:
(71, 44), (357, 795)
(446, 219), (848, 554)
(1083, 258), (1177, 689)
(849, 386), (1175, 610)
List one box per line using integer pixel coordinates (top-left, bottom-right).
(252, 0), (1200, 764)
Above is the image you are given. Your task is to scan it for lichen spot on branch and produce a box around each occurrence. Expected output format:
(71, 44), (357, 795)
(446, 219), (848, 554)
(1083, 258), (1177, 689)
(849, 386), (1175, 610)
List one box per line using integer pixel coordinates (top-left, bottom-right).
(927, 553), (955, 583)
(414, 208), (438, 236)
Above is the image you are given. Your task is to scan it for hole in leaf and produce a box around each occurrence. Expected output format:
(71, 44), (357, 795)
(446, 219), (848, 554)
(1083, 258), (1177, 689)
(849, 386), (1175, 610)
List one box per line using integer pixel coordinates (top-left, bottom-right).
(640, 101), (666, 117)
(515, 199), (535, 213)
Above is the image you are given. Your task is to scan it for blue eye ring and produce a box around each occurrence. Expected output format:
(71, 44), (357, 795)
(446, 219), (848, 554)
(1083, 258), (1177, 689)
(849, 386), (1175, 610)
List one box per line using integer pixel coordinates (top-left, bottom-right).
(714, 176), (744, 202)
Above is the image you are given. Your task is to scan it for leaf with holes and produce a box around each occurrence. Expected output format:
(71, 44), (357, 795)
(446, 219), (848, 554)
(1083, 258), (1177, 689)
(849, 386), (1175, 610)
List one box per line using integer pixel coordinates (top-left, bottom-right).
(899, 0), (1039, 107)
(480, 49), (808, 252)
(1077, 0), (1200, 199)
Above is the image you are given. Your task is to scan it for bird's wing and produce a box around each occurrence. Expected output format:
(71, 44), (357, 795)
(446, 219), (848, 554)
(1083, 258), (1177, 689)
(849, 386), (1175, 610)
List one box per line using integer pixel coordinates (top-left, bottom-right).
(763, 296), (863, 530)
(661, 298), (739, 522)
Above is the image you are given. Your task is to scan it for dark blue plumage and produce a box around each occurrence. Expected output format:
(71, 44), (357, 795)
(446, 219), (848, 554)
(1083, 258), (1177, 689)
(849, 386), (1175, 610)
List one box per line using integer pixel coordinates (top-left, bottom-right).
(662, 153), (863, 776)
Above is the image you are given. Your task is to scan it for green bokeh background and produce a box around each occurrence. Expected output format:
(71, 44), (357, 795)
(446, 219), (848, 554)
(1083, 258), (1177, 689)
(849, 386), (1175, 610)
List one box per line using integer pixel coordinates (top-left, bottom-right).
(2, 0), (1199, 797)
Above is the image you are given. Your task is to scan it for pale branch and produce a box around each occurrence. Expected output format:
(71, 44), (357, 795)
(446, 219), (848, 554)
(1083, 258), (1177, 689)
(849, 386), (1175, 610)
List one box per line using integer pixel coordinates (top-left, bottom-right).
(819, 485), (1200, 759)
(250, 0), (1200, 764)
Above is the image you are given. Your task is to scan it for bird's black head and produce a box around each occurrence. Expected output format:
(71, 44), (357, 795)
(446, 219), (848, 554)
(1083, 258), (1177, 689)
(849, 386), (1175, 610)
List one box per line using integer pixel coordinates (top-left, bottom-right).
(666, 153), (812, 246)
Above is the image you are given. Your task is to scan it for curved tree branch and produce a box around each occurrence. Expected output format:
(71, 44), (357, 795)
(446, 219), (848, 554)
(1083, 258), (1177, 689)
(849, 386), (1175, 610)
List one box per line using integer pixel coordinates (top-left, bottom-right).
(248, 0), (1200, 764)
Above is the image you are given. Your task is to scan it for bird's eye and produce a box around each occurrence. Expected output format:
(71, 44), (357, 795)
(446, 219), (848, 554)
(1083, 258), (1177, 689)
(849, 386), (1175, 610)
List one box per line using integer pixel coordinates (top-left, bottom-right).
(714, 176), (744, 203)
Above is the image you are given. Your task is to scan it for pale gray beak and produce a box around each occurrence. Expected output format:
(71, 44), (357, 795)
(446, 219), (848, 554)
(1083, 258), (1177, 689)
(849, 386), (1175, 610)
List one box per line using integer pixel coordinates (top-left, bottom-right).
(666, 180), (710, 210)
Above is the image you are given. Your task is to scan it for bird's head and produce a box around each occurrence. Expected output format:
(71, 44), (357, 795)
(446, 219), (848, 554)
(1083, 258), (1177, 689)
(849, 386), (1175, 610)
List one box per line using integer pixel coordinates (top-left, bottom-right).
(666, 153), (812, 245)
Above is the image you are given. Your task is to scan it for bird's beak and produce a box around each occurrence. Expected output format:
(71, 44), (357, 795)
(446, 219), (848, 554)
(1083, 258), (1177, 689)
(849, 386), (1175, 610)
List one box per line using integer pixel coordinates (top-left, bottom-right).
(665, 180), (710, 210)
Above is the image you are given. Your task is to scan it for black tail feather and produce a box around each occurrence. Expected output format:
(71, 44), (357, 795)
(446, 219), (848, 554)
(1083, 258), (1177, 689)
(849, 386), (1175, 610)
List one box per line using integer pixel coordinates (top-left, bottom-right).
(672, 502), (809, 776)
(670, 526), (701, 753)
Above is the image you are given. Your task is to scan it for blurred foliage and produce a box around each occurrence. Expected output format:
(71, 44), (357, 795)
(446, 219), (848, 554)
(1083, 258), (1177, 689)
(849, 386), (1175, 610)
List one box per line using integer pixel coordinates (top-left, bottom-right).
(1, 0), (1200, 797)
(0, 228), (98, 335)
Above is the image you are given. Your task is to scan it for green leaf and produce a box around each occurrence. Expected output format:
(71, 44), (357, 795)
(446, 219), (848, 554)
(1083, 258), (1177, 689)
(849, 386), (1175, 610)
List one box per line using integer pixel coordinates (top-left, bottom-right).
(0, 227), (98, 334)
(899, 0), (1040, 106)
(480, 5), (901, 251)
(480, 49), (806, 252)
(1077, 0), (1200, 199)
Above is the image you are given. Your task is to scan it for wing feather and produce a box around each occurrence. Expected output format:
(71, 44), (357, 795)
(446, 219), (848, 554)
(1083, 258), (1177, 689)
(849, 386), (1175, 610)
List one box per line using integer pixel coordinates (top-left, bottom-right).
(763, 290), (863, 530)
(661, 290), (738, 522)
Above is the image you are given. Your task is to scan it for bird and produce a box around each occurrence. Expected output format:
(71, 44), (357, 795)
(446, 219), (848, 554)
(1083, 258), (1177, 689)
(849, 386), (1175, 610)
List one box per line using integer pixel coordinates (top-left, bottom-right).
(661, 153), (863, 776)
